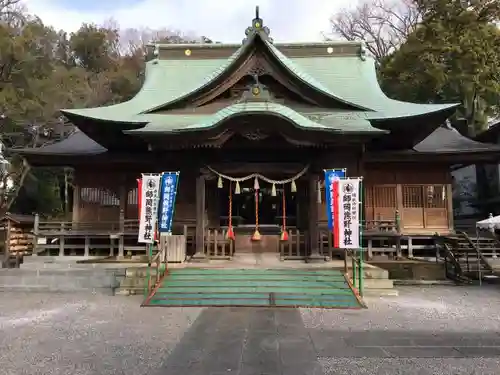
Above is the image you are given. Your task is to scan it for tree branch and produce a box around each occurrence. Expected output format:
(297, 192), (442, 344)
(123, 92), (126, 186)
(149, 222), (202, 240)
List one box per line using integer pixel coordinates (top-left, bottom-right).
(329, 0), (421, 62)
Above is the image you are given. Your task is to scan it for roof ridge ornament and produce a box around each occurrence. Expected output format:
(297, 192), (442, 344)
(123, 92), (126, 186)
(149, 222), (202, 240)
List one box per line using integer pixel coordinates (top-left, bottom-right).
(238, 74), (272, 102)
(243, 6), (273, 44)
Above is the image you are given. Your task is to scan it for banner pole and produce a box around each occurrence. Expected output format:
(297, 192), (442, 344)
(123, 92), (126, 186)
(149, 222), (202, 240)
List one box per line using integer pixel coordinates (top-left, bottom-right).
(358, 177), (364, 297)
(145, 242), (153, 298)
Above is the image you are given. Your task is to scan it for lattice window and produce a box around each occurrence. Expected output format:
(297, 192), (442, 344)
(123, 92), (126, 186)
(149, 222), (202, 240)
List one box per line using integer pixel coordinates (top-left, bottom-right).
(128, 187), (138, 205)
(365, 185), (396, 206)
(424, 185), (447, 209)
(80, 188), (118, 207)
(403, 185), (423, 208)
(372, 186), (396, 207)
(403, 185), (447, 208)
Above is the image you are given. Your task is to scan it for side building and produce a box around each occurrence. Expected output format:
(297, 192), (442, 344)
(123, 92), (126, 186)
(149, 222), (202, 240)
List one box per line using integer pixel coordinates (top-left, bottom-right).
(452, 119), (500, 229)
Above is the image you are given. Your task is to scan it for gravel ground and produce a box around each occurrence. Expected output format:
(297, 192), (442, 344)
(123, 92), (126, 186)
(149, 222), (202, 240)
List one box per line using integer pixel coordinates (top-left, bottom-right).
(0, 285), (499, 375)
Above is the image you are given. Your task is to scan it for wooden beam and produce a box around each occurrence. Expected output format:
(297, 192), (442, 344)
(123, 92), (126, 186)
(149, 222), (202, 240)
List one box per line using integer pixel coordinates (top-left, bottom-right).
(118, 181), (127, 258)
(72, 184), (81, 223)
(446, 183), (454, 231)
(307, 173), (324, 262)
(192, 175), (207, 261)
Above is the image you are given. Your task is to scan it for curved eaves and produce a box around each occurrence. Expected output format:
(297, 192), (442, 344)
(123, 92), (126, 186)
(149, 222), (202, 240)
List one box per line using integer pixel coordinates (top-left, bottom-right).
(124, 102), (387, 135)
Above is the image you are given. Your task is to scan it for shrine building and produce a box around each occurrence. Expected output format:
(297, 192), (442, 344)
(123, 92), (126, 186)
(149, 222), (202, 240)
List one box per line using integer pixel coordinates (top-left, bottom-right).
(16, 10), (500, 261)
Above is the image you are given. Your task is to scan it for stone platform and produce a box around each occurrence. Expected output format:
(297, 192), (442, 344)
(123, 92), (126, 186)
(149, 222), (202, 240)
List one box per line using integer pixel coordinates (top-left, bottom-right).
(119, 253), (396, 297)
(0, 254), (396, 296)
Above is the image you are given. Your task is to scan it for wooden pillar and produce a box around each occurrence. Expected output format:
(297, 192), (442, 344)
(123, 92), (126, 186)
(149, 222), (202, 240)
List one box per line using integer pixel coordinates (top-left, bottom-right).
(118, 182), (127, 258)
(396, 184), (404, 229)
(192, 175), (207, 261)
(72, 184), (81, 223)
(3, 219), (11, 266)
(446, 183), (454, 232)
(307, 173), (324, 262)
(32, 214), (39, 256)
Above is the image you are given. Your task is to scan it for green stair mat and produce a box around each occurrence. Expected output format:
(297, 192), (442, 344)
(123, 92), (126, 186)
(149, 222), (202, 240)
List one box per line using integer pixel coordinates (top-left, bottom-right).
(147, 298), (361, 308)
(151, 292), (359, 300)
(166, 274), (346, 281)
(153, 286), (354, 294)
(161, 280), (349, 288)
(169, 269), (345, 275)
(143, 268), (363, 309)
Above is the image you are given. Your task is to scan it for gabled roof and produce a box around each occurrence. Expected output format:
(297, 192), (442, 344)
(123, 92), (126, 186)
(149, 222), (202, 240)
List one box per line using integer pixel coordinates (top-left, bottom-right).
(60, 11), (458, 130)
(61, 44), (458, 126)
(414, 125), (500, 153)
(16, 131), (107, 156)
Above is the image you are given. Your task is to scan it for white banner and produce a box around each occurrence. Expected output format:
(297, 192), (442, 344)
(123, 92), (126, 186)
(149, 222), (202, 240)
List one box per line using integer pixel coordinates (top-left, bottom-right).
(138, 174), (161, 244)
(336, 178), (361, 249)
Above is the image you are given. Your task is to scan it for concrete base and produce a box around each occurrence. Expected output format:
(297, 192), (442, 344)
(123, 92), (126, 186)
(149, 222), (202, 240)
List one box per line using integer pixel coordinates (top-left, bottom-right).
(305, 252), (327, 263)
(189, 252), (208, 262)
(0, 267), (123, 294)
(368, 259), (447, 281)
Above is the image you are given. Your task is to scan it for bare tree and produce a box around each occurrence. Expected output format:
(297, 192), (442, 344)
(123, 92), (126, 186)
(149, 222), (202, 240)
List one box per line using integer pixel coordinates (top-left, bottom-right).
(119, 26), (213, 56)
(0, 0), (27, 25)
(328, 0), (421, 62)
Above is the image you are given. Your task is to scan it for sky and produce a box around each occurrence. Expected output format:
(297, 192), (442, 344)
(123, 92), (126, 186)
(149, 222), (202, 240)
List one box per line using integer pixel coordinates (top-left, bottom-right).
(22, 0), (353, 43)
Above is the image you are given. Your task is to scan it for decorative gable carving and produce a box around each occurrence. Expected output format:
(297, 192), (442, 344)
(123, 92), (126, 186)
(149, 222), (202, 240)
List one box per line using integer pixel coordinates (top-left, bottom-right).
(247, 58), (270, 77)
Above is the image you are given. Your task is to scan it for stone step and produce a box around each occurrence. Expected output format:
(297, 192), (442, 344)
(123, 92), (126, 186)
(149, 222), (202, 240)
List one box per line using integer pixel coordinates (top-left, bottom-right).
(363, 288), (399, 296)
(1, 268), (125, 276)
(22, 256), (104, 264)
(363, 278), (394, 289)
(0, 285), (115, 295)
(117, 274), (394, 295)
(0, 268), (123, 294)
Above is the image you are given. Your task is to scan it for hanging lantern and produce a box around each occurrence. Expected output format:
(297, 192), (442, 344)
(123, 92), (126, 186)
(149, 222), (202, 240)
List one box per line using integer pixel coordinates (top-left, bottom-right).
(254, 176), (260, 190)
(290, 179), (297, 193)
(271, 183), (276, 197)
(217, 175), (223, 189)
(317, 180), (322, 204)
(235, 181), (241, 194)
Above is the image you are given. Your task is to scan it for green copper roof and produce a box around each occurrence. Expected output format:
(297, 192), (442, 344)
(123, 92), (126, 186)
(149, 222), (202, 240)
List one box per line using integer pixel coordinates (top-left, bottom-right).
(62, 37), (372, 122)
(123, 102), (386, 135)
(60, 27), (459, 129)
(292, 55), (458, 118)
(61, 57), (230, 121)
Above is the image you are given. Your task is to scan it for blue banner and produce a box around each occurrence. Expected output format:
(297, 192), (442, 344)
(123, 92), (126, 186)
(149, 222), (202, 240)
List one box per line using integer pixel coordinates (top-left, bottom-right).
(324, 169), (346, 231)
(158, 172), (180, 234)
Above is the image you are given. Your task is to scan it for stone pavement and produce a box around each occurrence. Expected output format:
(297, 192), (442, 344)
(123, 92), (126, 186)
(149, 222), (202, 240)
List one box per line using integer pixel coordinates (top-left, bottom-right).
(1, 285), (500, 374)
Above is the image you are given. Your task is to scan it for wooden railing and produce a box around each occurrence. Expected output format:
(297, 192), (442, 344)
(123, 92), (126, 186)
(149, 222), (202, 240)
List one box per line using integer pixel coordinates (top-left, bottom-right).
(344, 248), (365, 298)
(204, 228), (234, 259)
(434, 234), (472, 283)
(142, 240), (168, 305)
(364, 211), (401, 233)
(31, 210), (404, 260)
(35, 217), (139, 235)
(279, 229), (307, 260)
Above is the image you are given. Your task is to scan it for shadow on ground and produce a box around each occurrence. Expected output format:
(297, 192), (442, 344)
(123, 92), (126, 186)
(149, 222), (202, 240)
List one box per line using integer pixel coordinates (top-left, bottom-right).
(155, 307), (323, 375)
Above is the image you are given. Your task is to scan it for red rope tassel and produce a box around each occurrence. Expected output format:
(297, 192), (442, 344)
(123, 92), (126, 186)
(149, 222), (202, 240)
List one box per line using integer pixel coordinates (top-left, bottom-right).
(226, 181), (235, 240)
(251, 189), (261, 241)
(280, 184), (288, 241)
